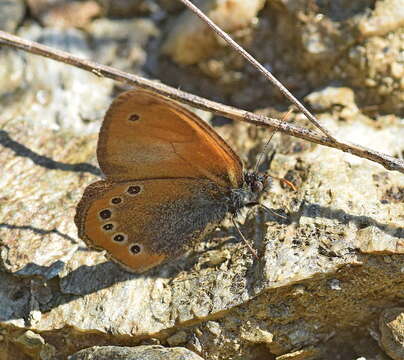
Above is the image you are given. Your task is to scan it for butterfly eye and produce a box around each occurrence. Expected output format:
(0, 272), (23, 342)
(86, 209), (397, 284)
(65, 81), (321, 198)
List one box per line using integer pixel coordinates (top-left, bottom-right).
(126, 185), (142, 196)
(112, 233), (127, 243)
(128, 114), (140, 121)
(129, 244), (142, 255)
(110, 197), (123, 205)
(102, 223), (115, 232)
(252, 180), (264, 193)
(99, 209), (112, 220)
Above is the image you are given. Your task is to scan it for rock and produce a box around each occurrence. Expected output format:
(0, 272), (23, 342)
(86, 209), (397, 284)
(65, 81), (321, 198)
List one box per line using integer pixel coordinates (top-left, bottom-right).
(2, 24), (113, 132)
(344, 31), (404, 113)
(0, 24), (112, 281)
(275, 347), (320, 360)
(1, 1), (404, 359)
(26, 0), (102, 28)
(205, 321), (221, 336)
(14, 330), (56, 360)
(87, 18), (158, 72)
(379, 308), (404, 360)
(0, 0), (25, 33)
(166, 331), (188, 346)
(199, 248), (231, 267)
(15, 330), (45, 349)
(358, 0), (404, 37)
(356, 226), (404, 254)
(98, 0), (160, 17)
(157, 0), (404, 115)
(162, 0), (265, 64)
(68, 345), (204, 360)
(240, 322), (273, 344)
(1, 88), (403, 358)
(304, 86), (359, 120)
(327, 279), (342, 291)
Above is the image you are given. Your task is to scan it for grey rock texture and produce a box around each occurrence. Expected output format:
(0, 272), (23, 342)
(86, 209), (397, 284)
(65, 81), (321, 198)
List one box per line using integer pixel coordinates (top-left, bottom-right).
(26, 0), (102, 28)
(162, 0), (266, 64)
(0, 1), (403, 359)
(68, 345), (204, 360)
(0, 0), (25, 33)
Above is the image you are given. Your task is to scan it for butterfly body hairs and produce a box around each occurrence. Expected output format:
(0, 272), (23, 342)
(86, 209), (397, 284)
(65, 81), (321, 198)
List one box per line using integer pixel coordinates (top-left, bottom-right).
(75, 90), (272, 273)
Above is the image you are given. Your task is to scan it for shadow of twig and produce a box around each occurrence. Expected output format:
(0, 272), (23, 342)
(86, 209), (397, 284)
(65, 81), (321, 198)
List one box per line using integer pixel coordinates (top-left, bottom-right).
(0, 223), (77, 243)
(0, 130), (101, 176)
(297, 200), (403, 238)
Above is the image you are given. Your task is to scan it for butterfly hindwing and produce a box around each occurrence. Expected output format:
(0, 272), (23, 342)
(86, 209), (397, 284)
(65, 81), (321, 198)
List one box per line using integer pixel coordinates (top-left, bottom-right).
(75, 179), (229, 273)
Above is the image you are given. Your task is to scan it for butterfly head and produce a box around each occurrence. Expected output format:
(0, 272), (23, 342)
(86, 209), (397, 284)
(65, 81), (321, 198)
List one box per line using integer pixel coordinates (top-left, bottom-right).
(229, 171), (272, 214)
(244, 171), (272, 195)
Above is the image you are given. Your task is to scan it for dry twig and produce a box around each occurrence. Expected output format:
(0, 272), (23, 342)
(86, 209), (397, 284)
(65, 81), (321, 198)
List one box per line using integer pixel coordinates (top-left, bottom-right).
(178, 0), (335, 140)
(0, 30), (403, 174)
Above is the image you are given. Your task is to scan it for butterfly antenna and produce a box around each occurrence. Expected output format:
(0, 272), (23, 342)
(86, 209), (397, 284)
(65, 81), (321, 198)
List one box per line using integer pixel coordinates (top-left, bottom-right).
(254, 130), (277, 172)
(254, 109), (294, 172)
(231, 217), (259, 259)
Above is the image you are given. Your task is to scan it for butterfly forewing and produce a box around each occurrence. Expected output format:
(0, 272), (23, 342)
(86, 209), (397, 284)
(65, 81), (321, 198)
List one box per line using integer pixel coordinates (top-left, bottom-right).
(75, 178), (229, 273)
(97, 90), (243, 188)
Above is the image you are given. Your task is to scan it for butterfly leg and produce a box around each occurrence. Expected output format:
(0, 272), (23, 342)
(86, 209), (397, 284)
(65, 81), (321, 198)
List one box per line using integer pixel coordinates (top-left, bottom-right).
(231, 217), (259, 259)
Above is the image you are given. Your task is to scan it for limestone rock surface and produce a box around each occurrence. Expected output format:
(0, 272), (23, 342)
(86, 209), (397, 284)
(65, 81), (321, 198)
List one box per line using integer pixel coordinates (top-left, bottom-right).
(0, 1), (403, 359)
(68, 345), (204, 360)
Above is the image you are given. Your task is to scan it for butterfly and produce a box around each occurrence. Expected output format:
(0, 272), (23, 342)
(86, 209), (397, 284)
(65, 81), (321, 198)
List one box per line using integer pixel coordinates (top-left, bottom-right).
(74, 89), (273, 273)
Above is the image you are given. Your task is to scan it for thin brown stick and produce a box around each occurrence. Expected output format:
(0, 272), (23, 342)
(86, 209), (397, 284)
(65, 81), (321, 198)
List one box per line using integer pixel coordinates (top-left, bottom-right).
(0, 30), (403, 174)
(178, 0), (335, 141)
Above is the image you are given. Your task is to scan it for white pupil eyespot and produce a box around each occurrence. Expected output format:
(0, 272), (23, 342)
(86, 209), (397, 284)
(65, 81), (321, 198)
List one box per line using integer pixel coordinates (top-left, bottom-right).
(112, 233), (127, 243)
(130, 244), (141, 254)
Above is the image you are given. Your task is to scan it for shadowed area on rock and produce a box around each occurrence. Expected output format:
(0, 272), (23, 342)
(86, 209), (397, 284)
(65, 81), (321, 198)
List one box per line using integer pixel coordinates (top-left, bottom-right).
(0, 0), (403, 359)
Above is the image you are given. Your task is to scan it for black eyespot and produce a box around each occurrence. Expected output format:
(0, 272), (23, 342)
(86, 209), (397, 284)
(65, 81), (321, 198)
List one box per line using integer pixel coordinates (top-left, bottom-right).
(102, 223), (114, 231)
(111, 197), (122, 205)
(99, 209), (112, 219)
(127, 185), (141, 195)
(128, 114), (140, 121)
(113, 233), (127, 243)
(130, 244), (141, 254)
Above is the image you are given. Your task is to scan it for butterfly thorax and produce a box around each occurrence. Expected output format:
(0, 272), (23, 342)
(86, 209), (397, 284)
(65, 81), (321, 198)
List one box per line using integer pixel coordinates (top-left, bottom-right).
(228, 171), (272, 215)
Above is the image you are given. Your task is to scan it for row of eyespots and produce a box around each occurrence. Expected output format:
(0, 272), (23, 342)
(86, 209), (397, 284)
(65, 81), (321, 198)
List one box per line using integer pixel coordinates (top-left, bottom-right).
(97, 184), (144, 255)
(108, 232), (142, 254)
(109, 232), (142, 254)
(107, 186), (142, 206)
(100, 220), (143, 255)
(98, 185), (143, 222)
(110, 233), (141, 253)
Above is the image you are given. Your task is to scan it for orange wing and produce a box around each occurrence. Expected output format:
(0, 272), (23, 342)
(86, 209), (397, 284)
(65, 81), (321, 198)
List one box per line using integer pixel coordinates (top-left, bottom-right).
(97, 90), (243, 188)
(75, 178), (229, 273)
